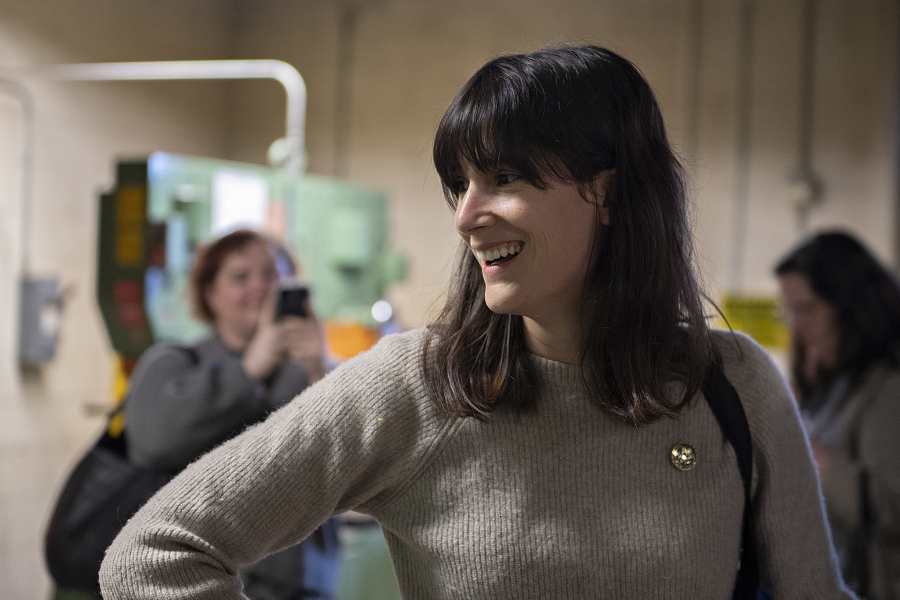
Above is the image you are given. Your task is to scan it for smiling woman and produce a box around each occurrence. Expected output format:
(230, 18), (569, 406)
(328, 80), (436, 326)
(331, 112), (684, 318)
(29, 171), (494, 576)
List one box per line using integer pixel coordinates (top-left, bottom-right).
(100, 46), (854, 600)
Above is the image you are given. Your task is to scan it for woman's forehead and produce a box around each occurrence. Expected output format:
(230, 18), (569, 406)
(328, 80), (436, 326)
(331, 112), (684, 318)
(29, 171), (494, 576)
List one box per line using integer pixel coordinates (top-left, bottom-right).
(221, 241), (271, 265)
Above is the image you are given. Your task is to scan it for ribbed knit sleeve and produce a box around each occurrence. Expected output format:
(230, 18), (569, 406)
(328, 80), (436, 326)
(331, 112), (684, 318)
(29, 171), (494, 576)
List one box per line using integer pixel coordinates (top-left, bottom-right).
(100, 329), (454, 600)
(715, 330), (853, 597)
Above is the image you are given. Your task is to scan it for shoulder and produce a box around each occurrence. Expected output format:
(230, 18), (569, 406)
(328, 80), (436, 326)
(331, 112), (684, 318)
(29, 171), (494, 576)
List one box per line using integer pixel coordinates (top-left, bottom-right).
(282, 328), (452, 447)
(134, 340), (199, 371)
(127, 339), (213, 391)
(332, 328), (428, 384)
(709, 328), (790, 401)
(257, 329), (454, 504)
(851, 360), (900, 427)
(709, 327), (771, 368)
(310, 329), (429, 412)
(140, 336), (236, 366)
(708, 328), (798, 433)
(708, 328), (806, 458)
(294, 328), (430, 412)
(857, 359), (900, 398)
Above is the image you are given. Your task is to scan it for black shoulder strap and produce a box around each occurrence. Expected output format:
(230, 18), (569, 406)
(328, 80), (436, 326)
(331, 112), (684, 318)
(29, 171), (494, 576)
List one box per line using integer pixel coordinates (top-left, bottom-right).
(702, 362), (761, 600)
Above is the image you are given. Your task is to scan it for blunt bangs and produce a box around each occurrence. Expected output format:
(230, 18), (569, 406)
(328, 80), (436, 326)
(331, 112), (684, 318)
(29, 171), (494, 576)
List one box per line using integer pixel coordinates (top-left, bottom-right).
(433, 52), (616, 208)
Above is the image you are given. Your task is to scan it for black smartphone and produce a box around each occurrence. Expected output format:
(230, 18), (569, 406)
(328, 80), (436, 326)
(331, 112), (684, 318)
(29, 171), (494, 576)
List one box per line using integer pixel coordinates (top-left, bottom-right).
(277, 286), (309, 319)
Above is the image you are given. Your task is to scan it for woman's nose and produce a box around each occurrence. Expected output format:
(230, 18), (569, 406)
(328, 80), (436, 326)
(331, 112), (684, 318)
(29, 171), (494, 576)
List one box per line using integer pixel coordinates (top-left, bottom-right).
(455, 183), (496, 236)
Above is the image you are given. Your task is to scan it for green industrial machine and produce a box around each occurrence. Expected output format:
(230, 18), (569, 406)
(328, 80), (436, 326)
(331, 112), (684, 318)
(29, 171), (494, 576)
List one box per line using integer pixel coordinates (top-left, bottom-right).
(95, 152), (406, 599)
(96, 151), (406, 368)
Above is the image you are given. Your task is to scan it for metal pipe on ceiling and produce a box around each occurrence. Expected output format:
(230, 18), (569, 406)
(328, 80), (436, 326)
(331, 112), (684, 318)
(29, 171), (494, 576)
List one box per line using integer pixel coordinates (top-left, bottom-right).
(683, 0), (704, 162)
(28, 59), (307, 175)
(0, 79), (35, 275)
(792, 0), (821, 233)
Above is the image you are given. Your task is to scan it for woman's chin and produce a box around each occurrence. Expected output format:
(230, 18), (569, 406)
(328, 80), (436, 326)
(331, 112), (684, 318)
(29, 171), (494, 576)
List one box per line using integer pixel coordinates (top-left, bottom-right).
(218, 317), (260, 337)
(483, 297), (520, 316)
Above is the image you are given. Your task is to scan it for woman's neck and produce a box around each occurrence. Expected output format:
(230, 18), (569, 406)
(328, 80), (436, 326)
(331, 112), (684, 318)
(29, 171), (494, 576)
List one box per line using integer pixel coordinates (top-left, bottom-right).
(216, 323), (253, 352)
(523, 315), (582, 365)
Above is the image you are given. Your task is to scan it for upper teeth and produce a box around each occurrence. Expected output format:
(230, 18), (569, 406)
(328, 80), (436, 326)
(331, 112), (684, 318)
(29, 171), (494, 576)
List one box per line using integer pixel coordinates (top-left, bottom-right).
(474, 244), (522, 262)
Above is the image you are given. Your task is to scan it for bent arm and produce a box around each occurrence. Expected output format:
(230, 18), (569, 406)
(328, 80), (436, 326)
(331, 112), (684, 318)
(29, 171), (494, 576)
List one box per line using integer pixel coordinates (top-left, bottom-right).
(717, 331), (855, 598)
(101, 331), (451, 599)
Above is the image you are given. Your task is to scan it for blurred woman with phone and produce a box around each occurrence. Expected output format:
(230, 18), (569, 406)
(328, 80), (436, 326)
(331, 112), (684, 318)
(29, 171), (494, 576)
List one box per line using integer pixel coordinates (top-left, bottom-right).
(123, 228), (338, 600)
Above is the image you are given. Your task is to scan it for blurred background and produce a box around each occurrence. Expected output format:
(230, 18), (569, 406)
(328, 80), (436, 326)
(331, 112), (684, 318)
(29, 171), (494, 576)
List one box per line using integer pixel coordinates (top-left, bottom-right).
(0, 0), (897, 596)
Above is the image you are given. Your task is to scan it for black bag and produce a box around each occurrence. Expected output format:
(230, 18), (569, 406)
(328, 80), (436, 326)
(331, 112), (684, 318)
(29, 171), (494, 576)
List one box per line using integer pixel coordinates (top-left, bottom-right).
(45, 425), (170, 595)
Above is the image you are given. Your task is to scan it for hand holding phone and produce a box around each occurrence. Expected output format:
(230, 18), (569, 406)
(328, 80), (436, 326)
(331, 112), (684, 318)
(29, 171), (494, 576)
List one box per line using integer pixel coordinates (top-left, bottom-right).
(275, 285), (325, 382)
(276, 286), (309, 319)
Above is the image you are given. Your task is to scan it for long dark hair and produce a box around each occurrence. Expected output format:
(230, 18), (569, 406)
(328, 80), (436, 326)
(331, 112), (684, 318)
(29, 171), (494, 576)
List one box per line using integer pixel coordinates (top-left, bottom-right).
(775, 231), (900, 397)
(424, 45), (713, 426)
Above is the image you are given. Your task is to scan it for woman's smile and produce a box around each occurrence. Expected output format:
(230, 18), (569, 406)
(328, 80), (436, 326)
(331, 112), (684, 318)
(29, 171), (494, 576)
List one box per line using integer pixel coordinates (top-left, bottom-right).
(472, 242), (524, 267)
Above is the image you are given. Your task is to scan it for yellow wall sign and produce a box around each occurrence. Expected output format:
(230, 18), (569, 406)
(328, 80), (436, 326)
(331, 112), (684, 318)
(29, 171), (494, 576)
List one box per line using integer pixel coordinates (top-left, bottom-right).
(719, 294), (790, 352)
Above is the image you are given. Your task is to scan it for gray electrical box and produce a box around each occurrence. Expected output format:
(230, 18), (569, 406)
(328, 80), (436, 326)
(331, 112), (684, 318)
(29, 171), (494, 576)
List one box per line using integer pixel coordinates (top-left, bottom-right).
(19, 276), (63, 365)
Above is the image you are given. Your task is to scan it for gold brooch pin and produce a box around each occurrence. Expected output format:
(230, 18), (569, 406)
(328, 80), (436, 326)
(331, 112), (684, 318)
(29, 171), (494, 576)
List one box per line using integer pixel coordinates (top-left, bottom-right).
(670, 443), (696, 471)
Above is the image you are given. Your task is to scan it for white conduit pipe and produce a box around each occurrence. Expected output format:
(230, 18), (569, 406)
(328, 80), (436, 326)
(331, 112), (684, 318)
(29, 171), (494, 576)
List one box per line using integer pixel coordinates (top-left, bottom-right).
(19, 60), (307, 174)
(0, 79), (35, 275)
(0, 60), (306, 367)
(728, 0), (756, 291)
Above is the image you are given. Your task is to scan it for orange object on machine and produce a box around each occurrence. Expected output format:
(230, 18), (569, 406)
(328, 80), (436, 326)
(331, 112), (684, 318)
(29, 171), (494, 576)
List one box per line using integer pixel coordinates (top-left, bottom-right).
(324, 321), (380, 362)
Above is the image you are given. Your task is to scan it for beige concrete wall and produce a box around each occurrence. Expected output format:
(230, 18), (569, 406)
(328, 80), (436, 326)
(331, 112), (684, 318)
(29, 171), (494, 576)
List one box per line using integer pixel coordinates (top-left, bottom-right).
(0, 1), (235, 596)
(0, 0), (897, 597)
(689, 0), (900, 296)
(228, 0), (899, 321)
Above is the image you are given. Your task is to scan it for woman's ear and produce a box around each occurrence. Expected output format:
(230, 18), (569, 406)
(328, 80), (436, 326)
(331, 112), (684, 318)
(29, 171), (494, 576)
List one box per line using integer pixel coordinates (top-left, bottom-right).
(596, 169), (614, 226)
(599, 204), (611, 227)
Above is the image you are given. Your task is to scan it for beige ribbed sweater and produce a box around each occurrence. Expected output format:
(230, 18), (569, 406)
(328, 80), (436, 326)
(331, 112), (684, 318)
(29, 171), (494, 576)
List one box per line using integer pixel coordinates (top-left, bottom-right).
(99, 328), (854, 599)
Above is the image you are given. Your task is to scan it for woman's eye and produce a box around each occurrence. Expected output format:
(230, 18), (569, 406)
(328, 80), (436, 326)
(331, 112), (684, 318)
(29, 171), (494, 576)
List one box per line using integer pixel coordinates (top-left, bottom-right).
(497, 173), (520, 186)
(454, 180), (470, 195)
